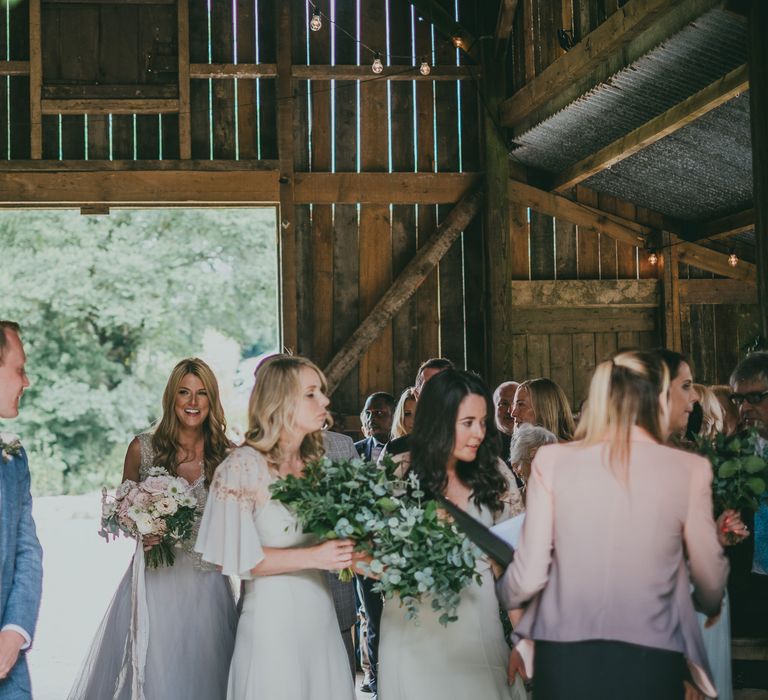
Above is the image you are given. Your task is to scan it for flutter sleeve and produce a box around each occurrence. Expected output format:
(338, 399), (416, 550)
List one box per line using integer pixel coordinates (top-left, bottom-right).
(195, 446), (273, 579)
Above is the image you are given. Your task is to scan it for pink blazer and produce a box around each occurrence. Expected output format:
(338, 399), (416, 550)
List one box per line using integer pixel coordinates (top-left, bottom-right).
(497, 427), (728, 696)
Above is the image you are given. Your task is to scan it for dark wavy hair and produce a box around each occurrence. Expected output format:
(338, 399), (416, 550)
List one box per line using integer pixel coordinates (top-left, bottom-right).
(410, 368), (506, 513)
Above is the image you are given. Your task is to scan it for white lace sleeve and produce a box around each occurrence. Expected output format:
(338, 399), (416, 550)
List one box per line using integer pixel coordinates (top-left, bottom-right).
(194, 446), (273, 579)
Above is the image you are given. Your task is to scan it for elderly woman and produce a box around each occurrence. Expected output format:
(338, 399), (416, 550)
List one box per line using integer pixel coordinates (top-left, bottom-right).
(508, 423), (557, 501)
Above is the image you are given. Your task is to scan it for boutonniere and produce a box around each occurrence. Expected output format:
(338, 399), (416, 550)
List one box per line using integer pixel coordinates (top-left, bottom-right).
(0, 432), (22, 463)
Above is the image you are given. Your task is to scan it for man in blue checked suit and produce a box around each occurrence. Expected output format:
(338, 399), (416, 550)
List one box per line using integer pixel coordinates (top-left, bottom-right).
(0, 321), (43, 699)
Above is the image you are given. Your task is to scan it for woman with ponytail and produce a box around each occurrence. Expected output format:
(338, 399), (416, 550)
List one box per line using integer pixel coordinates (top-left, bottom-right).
(497, 350), (736, 700)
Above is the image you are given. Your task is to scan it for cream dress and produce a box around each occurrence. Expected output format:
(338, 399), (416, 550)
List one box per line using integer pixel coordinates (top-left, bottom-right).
(195, 445), (355, 700)
(378, 464), (529, 700)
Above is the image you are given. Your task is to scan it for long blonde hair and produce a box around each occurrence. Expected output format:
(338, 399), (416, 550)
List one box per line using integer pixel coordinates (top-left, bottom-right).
(244, 355), (328, 466)
(519, 378), (575, 441)
(693, 383), (724, 440)
(391, 387), (416, 439)
(152, 358), (229, 484)
(575, 350), (669, 472)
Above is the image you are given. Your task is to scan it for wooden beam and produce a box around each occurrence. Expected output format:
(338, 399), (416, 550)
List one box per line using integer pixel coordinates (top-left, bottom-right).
(0, 171), (281, 205)
(292, 65), (476, 81)
(29, 0), (42, 159)
(508, 279), (660, 307)
(511, 307), (657, 334)
(0, 160), (279, 172)
(509, 179), (648, 247)
(293, 172), (480, 204)
(679, 279), (757, 305)
(499, 0), (722, 134)
(190, 63), (278, 79)
(42, 84), (178, 99)
(41, 98), (180, 115)
(551, 64), (749, 191)
(494, 0), (519, 58)
(684, 207), (755, 241)
(177, 0), (192, 160)
(0, 61), (30, 77)
(323, 186), (483, 393)
(674, 237), (756, 282)
(749, 0), (768, 340)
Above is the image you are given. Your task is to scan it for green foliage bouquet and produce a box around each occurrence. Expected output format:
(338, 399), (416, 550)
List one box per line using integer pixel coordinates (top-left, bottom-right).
(696, 428), (768, 513)
(269, 456), (400, 581)
(365, 475), (483, 627)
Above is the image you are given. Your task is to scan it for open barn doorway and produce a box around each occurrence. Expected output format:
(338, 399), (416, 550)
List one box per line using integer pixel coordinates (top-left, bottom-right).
(0, 206), (279, 698)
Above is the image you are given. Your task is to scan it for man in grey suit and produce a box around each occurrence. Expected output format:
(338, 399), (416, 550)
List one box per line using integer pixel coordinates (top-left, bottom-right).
(322, 430), (359, 678)
(0, 322), (43, 700)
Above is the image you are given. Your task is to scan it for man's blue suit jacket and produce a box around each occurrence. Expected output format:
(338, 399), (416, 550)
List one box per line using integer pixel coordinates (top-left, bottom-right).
(0, 447), (43, 699)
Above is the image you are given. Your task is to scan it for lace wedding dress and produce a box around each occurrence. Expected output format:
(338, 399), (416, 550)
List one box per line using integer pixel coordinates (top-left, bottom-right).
(68, 433), (237, 700)
(195, 445), (355, 700)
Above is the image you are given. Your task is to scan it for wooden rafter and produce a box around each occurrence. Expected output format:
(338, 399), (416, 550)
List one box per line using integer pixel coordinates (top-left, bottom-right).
(683, 207), (755, 241)
(323, 185), (484, 393)
(499, 0), (723, 134)
(551, 64), (749, 192)
(508, 179), (757, 282)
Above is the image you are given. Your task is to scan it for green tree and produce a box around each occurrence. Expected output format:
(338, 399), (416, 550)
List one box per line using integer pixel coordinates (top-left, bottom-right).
(0, 208), (278, 494)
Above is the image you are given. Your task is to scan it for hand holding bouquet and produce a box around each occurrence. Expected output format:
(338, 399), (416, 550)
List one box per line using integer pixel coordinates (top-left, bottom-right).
(99, 467), (199, 568)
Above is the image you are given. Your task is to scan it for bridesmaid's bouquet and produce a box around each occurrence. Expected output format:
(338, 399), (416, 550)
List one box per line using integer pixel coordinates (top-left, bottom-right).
(99, 467), (199, 568)
(363, 475), (482, 627)
(269, 456), (400, 581)
(696, 427), (768, 513)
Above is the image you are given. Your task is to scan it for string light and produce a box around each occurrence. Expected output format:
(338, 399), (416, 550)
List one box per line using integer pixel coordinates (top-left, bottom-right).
(419, 60), (431, 76)
(728, 249), (739, 267)
(372, 52), (384, 74)
(310, 7), (322, 32)
(452, 34), (465, 49)
(647, 248), (658, 266)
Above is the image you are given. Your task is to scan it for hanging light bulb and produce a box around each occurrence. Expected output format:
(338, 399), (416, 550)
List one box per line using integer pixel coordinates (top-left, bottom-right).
(372, 52), (384, 74)
(647, 248), (658, 266)
(309, 7), (322, 32)
(419, 60), (431, 76)
(728, 249), (739, 267)
(452, 34), (465, 49)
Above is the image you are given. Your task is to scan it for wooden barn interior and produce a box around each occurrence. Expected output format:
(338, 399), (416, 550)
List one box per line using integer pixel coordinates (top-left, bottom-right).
(0, 0), (765, 427)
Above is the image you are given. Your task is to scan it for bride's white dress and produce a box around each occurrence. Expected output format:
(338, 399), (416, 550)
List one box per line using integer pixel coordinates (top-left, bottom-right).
(195, 445), (355, 700)
(68, 433), (237, 700)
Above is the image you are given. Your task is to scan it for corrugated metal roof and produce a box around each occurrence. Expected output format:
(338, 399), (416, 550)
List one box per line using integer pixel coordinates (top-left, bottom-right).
(508, 7), (752, 223)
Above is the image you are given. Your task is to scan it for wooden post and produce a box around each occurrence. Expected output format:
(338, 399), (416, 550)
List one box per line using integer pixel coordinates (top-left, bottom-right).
(29, 0), (42, 159)
(749, 0), (768, 342)
(276, 1), (297, 352)
(323, 186), (483, 393)
(661, 231), (682, 352)
(177, 0), (192, 160)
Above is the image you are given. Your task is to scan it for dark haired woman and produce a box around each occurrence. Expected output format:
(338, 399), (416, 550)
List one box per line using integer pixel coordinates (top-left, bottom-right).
(69, 358), (237, 700)
(377, 369), (527, 700)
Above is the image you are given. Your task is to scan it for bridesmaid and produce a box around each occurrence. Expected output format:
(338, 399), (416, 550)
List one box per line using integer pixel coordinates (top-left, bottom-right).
(195, 354), (356, 700)
(378, 368), (528, 700)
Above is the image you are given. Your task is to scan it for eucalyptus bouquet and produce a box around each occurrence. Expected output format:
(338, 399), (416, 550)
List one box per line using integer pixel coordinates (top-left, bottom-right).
(364, 474), (483, 627)
(269, 455), (401, 581)
(99, 467), (199, 568)
(696, 427), (768, 513)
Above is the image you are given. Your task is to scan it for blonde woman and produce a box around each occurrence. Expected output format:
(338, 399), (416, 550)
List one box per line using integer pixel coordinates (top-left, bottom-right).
(710, 384), (740, 436)
(510, 378), (575, 441)
(499, 350), (737, 700)
(195, 355), (356, 700)
(692, 384), (724, 441)
(69, 358), (237, 700)
(391, 387), (417, 439)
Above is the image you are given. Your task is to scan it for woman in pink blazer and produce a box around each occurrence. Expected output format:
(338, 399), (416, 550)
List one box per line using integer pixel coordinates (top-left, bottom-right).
(497, 350), (730, 699)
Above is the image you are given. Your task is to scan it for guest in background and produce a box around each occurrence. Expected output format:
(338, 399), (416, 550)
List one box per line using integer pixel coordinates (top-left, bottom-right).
(493, 381), (519, 466)
(511, 378), (575, 442)
(355, 393), (395, 463)
(391, 388), (416, 440)
(692, 384), (724, 441)
(500, 350), (733, 700)
(710, 385), (740, 436)
(508, 423), (557, 502)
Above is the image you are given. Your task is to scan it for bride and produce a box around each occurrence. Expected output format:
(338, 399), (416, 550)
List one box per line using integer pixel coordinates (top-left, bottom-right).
(68, 358), (237, 700)
(195, 354), (356, 699)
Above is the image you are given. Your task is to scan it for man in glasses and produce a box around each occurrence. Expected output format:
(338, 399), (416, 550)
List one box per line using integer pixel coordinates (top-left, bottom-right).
(729, 351), (768, 638)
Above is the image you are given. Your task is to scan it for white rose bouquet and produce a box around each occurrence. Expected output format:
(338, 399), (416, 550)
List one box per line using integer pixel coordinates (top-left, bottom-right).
(99, 466), (199, 568)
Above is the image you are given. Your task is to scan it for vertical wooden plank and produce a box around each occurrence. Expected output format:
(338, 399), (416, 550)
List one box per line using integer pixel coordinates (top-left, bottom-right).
(522, 0), (536, 82)
(510, 202), (530, 280)
(111, 115), (134, 159)
(87, 114), (110, 160)
(661, 230), (682, 351)
(598, 193), (618, 280)
(526, 334), (551, 378)
(463, 217), (486, 375)
(161, 113), (180, 159)
(177, 0), (192, 159)
(572, 332), (596, 409)
(135, 114), (159, 159)
(256, 0), (278, 159)
(511, 335), (528, 382)
(575, 186), (600, 279)
(236, 0), (257, 159)
(555, 218), (577, 280)
(614, 198), (638, 279)
(680, 302), (692, 359)
(594, 331), (617, 363)
(60, 115), (85, 159)
(41, 115), (58, 160)
(549, 333), (575, 407)
(9, 76), (30, 159)
(617, 330), (640, 349)
(29, 0), (42, 158)
(529, 210), (555, 280)
(210, 1), (235, 159)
